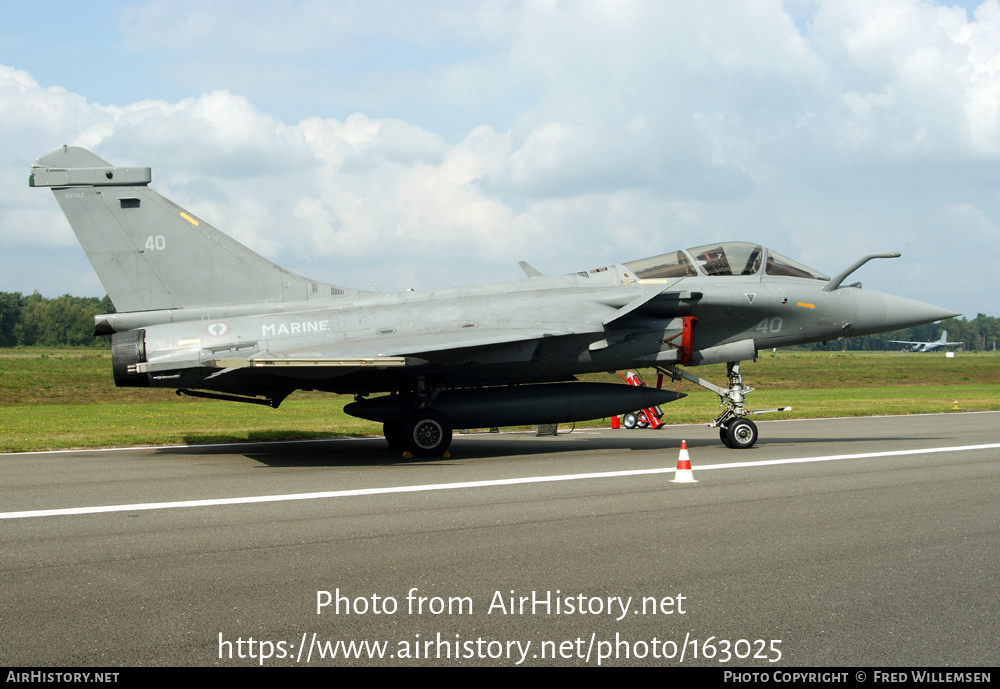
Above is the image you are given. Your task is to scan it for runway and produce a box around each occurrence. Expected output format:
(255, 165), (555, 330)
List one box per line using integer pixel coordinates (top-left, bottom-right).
(2, 412), (998, 666)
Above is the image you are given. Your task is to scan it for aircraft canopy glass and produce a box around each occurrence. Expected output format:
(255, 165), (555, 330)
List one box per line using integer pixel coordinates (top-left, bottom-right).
(621, 242), (829, 281)
(623, 242), (762, 279)
(621, 250), (699, 279)
(763, 250), (829, 280)
(685, 242), (763, 276)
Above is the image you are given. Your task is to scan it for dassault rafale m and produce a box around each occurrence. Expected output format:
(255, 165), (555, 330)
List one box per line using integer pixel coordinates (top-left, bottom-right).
(29, 146), (958, 456)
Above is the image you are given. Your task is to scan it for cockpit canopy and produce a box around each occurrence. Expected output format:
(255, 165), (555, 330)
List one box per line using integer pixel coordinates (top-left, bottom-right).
(619, 242), (829, 281)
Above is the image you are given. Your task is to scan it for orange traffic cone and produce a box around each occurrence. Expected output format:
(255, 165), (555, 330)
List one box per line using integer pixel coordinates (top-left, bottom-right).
(671, 440), (698, 483)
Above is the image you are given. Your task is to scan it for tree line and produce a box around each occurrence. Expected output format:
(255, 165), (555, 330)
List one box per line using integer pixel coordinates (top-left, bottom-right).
(1, 290), (997, 351)
(0, 292), (114, 347)
(807, 314), (999, 352)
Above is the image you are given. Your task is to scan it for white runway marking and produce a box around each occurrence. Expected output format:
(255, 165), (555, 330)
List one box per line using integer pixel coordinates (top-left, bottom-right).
(3, 442), (998, 520)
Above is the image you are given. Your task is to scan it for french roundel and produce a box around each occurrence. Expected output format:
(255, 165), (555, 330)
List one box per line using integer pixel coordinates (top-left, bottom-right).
(205, 322), (229, 337)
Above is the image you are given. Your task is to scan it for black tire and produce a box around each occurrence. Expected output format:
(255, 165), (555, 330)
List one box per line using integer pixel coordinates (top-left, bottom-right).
(404, 410), (453, 457)
(719, 424), (733, 448)
(726, 418), (758, 449)
(622, 413), (638, 429)
(383, 420), (405, 450)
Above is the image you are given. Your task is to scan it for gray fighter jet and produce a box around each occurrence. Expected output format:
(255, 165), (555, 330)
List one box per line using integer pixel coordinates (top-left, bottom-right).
(30, 146), (958, 456)
(890, 330), (964, 352)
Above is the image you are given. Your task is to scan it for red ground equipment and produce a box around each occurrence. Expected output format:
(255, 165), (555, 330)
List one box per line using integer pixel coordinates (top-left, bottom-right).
(616, 369), (665, 429)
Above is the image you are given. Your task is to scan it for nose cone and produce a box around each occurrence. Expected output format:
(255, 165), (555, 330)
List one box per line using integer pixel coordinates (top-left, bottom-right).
(851, 291), (960, 337)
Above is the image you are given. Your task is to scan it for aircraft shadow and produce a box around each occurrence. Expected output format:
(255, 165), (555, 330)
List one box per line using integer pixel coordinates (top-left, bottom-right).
(149, 430), (934, 468)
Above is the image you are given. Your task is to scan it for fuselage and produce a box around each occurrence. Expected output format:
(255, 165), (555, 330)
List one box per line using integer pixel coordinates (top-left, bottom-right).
(116, 243), (955, 400)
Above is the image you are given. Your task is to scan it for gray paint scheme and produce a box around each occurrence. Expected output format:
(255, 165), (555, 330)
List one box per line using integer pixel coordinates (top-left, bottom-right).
(30, 146), (959, 456)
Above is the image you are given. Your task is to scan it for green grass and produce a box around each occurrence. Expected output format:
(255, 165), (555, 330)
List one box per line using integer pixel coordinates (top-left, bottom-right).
(0, 398), (380, 451)
(1, 350), (998, 453)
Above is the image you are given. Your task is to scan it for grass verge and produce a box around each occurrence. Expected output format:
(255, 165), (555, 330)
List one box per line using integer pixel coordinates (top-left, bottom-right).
(1, 350), (998, 453)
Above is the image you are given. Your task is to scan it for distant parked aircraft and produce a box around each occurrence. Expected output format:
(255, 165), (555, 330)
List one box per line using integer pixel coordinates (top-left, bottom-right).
(890, 331), (963, 352)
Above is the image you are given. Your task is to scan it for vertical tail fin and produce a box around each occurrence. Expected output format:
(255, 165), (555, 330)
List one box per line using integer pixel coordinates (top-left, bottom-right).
(31, 146), (358, 313)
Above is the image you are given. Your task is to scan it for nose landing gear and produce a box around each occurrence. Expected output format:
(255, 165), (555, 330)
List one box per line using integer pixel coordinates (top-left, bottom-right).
(660, 361), (789, 449)
(720, 416), (758, 449)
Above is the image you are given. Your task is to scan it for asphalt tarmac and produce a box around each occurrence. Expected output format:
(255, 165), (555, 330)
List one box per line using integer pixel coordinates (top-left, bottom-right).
(2, 412), (997, 667)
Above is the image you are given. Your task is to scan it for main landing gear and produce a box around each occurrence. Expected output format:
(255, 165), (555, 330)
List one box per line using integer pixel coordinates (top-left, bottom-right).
(382, 378), (454, 458)
(659, 361), (790, 450)
(384, 409), (454, 458)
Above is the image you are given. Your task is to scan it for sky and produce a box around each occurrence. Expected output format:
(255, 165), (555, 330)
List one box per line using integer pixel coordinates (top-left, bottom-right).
(1, 0), (998, 318)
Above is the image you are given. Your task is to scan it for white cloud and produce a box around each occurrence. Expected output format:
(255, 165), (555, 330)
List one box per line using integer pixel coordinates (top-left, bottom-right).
(812, 0), (1000, 157)
(101, 91), (317, 175)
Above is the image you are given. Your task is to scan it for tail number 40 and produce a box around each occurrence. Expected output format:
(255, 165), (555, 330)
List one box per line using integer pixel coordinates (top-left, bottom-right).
(144, 235), (166, 251)
(755, 317), (783, 333)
